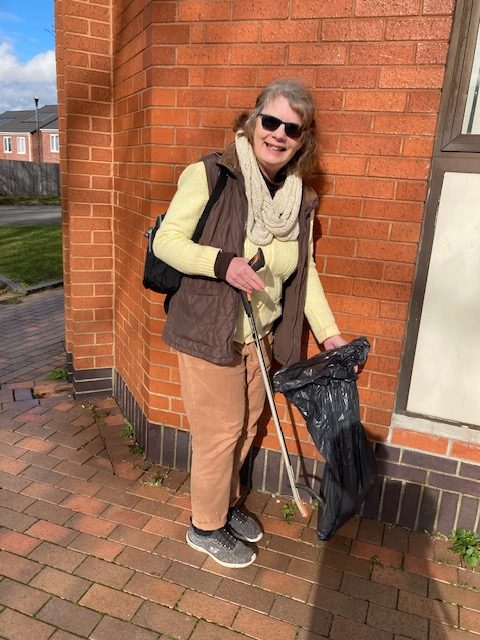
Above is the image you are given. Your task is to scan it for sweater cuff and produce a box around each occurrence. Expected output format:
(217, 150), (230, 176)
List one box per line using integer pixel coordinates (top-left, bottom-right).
(214, 251), (237, 281)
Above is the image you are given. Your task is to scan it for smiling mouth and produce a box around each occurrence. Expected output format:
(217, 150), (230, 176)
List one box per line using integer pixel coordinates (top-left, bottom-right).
(265, 142), (286, 152)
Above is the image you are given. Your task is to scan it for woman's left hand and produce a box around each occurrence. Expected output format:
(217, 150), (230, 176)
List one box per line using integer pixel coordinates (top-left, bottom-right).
(323, 334), (359, 372)
(322, 334), (348, 351)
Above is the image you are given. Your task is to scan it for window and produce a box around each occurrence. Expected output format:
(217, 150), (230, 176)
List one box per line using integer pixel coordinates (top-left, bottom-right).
(3, 136), (12, 153)
(50, 134), (59, 153)
(397, 0), (480, 427)
(441, 1), (480, 151)
(17, 137), (26, 154)
(463, 23), (480, 134)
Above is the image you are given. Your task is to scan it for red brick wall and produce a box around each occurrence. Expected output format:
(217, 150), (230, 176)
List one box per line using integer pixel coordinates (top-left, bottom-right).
(57, 0), (480, 465)
(55, 0), (114, 374)
(39, 132), (60, 164)
(0, 134), (32, 161)
(0, 132), (59, 163)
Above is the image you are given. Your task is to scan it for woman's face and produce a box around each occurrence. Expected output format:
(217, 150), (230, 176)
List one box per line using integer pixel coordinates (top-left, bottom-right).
(252, 95), (304, 181)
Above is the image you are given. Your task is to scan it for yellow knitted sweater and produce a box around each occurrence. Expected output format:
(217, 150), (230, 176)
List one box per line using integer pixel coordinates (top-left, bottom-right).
(153, 162), (340, 345)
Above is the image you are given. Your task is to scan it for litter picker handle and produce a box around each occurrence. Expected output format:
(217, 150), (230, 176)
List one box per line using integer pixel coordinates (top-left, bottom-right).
(248, 248), (265, 273)
(240, 248), (265, 315)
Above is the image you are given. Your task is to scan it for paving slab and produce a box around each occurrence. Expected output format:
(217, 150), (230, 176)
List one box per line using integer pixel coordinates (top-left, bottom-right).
(0, 288), (65, 384)
(0, 288), (478, 639)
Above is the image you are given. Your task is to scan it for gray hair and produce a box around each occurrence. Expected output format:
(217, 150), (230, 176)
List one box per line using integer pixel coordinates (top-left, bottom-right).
(234, 78), (318, 178)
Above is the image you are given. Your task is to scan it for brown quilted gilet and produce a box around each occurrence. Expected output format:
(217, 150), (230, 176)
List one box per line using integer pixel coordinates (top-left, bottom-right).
(162, 145), (318, 366)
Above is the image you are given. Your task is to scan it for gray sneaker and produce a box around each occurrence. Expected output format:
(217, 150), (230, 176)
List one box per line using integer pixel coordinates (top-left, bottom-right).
(226, 508), (263, 543)
(186, 525), (256, 568)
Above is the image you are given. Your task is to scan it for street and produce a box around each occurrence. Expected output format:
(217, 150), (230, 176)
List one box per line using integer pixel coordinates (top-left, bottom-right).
(0, 205), (61, 226)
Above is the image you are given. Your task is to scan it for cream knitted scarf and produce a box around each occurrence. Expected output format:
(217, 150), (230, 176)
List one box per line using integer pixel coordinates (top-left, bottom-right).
(235, 132), (303, 245)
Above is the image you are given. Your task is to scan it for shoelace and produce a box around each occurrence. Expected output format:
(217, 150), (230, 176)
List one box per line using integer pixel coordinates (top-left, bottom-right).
(215, 527), (237, 550)
(229, 509), (247, 524)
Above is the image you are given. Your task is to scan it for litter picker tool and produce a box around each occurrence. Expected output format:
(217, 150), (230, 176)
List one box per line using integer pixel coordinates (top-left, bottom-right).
(240, 249), (309, 518)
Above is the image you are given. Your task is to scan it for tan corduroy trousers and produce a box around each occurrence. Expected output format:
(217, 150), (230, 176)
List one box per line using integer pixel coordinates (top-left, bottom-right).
(177, 336), (272, 531)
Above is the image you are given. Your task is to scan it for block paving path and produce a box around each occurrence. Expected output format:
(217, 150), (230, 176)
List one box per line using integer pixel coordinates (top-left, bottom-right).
(0, 289), (479, 639)
(0, 288), (65, 384)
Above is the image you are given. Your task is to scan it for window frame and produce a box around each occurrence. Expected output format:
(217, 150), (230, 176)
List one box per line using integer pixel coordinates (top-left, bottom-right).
(17, 136), (26, 154)
(3, 136), (12, 153)
(50, 133), (59, 153)
(440, 0), (480, 152)
(396, 0), (480, 415)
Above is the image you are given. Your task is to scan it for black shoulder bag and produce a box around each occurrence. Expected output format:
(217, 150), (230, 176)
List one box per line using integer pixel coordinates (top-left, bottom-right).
(143, 166), (228, 311)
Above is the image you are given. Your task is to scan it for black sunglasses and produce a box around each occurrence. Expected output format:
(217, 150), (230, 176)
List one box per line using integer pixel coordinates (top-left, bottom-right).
(259, 114), (304, 139)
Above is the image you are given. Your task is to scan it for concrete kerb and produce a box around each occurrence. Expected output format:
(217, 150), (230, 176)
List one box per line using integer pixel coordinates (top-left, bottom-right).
(0, 271), (23, 293)
(0, 273), (63, 302)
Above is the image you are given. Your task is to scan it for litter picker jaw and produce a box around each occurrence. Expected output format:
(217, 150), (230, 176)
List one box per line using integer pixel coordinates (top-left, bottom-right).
(240, 249), (309, 519)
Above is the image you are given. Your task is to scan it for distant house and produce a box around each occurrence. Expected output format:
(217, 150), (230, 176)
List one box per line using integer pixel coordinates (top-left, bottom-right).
(0, 105), (59, 164)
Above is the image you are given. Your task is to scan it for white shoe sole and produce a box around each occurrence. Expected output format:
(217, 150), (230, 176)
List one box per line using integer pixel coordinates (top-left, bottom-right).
(186, 532), (256, 568)
(230, 529), (263, 543)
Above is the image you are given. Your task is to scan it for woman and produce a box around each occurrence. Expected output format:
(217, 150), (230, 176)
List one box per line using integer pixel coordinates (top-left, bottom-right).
(154, 78), (348, 568)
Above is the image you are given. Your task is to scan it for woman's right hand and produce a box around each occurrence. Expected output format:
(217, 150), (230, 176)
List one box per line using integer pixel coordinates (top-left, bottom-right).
(226, 257), (265, 294)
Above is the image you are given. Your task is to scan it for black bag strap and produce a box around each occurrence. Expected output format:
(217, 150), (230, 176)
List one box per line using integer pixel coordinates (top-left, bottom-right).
(163, 165), (228, 314)
(191, 165), (228, 243)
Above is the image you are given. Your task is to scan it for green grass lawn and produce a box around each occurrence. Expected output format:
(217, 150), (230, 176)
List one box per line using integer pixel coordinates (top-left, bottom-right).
(0, 224), (63, 287)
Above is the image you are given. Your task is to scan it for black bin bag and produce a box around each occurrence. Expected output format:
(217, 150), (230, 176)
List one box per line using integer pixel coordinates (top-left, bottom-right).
(273, 337), (376, 540)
